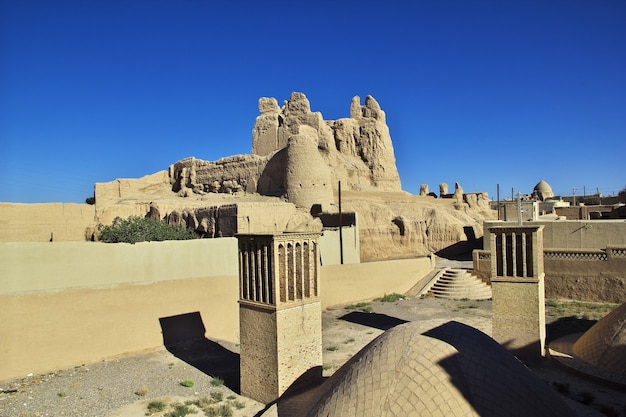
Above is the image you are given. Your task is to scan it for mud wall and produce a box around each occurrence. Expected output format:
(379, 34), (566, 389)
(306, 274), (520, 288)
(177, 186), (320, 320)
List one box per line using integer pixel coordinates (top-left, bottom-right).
(472, 247), (626, 303)
(0, 203), (97, 242)
(0, 239), (432, 381)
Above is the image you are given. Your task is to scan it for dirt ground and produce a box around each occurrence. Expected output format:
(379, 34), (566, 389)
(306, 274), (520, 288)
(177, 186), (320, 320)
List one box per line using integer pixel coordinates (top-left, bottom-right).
(1, 297), (624, 417)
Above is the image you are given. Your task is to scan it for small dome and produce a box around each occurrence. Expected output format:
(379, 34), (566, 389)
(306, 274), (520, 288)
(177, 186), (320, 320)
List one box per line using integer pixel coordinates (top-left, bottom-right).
(533, 180), (554, 201)
(534, 180), (553, 193)
(573, 302), (626, 376)
(302, 321), (573, 417)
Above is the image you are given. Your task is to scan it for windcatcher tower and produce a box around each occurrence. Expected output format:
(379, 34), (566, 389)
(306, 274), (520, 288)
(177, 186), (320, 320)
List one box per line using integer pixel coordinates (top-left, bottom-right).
(489, 225), (546, 358)
(237, 232), (323, 404)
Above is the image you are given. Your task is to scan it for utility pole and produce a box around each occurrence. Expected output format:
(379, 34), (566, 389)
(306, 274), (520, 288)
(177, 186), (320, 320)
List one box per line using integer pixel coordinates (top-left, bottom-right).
(338, 181), (343, 265)
(516, 192), (522, 225)
(497, 184), (500, 221)
(573, 188), (577, 206)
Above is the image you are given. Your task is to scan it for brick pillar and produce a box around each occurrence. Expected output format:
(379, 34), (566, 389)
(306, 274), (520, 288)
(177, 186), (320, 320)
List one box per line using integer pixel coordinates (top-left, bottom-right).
(237, 233), (322, 404)
(489, 225), (546, 358)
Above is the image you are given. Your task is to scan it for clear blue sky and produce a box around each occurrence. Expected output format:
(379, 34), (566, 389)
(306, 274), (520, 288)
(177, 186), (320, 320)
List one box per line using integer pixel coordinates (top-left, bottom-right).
(1, 0), (624, 203)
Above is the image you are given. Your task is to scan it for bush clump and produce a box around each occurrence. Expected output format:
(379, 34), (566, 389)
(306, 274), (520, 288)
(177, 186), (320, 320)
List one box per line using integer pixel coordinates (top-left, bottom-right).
(97, 216), (197, 244)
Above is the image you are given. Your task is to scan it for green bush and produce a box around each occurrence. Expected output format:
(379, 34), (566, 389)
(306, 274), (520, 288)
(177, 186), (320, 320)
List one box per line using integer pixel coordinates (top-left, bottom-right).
(180, 379), (195, 388)
(97, 216), (197, 244)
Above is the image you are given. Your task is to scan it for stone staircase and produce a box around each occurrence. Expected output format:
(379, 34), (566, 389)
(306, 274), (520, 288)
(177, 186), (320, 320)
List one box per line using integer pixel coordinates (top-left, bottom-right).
(426, 268), (492, 300)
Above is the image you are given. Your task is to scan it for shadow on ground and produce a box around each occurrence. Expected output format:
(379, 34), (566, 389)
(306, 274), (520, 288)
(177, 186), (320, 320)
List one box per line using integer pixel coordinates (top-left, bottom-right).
(159, 312), (240, 393)
(546, 316), (597, 343)
(339, 311), (408, 330)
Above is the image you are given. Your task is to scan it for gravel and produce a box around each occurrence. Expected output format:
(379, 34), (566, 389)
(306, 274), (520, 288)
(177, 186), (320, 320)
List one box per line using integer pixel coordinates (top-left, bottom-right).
(0, 347), (263, 417)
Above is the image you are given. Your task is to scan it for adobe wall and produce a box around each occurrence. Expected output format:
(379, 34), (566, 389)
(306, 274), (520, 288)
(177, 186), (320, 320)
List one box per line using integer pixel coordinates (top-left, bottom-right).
(1, 239), (238, 293)
(319, 257), (435, 309)
(0, 238), (239, 381)
(0, 203), (97, 242)
(542, 247), (626, 303)
(93, 171), (170, 206)
(482, 220), (626, 251)
(0, 239), (433, 381)
(472, 247), (626, 303)
(0, 277), (238, 382)
(234, 202), (300, 234)
(319, 225), (360, 265)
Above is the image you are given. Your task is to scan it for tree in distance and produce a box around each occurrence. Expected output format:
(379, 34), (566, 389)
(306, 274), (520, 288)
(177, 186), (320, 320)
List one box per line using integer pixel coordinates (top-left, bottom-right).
(97, 216), (197, 243)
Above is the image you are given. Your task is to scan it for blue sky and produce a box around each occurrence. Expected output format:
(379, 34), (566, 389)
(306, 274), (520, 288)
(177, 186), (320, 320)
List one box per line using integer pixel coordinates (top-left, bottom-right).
(1, 0), (624, 203)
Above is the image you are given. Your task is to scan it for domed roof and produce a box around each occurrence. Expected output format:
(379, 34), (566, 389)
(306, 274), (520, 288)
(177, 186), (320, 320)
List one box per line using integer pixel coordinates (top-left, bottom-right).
(533, 180), (553, 193)
(573, 302), (626, 376)
(301, 321), (572, 417)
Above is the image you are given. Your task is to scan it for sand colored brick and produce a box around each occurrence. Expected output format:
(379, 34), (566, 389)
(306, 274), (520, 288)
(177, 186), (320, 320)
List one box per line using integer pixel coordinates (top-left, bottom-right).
(489, 225), (546, 358)
(238, 233), (323, 404)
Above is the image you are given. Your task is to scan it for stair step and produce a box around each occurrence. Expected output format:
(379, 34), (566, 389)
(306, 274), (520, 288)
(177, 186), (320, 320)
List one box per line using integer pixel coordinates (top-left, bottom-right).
(427, 267), (492, 300)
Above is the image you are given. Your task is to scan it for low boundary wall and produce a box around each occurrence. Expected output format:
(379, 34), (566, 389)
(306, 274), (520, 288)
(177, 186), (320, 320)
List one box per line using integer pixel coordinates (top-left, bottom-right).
(0, 240), (432, 381)
(320, 257), (435, 309)
(482, 220), (626, 251)
(473, 246), (626, 303)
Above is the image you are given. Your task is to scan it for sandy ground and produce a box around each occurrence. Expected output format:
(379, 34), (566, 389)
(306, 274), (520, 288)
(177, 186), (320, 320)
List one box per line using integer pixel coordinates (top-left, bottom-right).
(1, 296), (624, 417)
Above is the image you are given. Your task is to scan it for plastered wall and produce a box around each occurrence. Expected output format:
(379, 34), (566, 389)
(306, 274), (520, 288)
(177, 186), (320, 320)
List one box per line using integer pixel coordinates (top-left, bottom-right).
(319, 226), (360, 265)
(0, 238), (240, 381)
(1, 239), (238, 293)
(0, 239), (433, 381)
(483, 220), (626, 251)
(319, 257), (434, 309)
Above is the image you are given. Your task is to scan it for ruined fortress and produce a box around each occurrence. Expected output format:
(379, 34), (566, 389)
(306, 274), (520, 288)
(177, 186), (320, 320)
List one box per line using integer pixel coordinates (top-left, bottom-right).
(1, 92), (495, 261)
(105, 93), (495, 261)
(172, 93), (401, 203)
(0, 92), (499, 383)
(2, 93), (625, 414)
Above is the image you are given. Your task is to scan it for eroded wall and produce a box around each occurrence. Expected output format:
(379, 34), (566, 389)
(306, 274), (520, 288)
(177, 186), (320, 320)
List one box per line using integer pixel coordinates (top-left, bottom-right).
(0, 203), (96, 242)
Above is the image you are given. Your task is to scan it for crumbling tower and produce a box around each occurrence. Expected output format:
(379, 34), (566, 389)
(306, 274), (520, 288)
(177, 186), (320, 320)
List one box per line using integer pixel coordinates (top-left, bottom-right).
(489, 225), (546, 358)
(237, 232), (323, 404)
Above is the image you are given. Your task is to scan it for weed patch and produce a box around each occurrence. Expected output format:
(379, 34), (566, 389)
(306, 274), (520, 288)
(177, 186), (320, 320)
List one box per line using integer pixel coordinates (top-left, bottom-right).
(180, 379), (195, 388)
(230, 399), (246, 410)
(546, 300), (618, 320)
(375, 293), (404, 303)
(166, 403), (195, 417)
(146, 400), (166, 414)
(210, 391), (224, 403)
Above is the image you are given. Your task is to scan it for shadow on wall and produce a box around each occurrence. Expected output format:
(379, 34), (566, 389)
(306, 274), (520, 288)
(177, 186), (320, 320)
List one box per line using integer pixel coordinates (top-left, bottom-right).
(435, 226), (483, 260)
(159, 312), (240, 393)
(257, 148), (287, 197)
